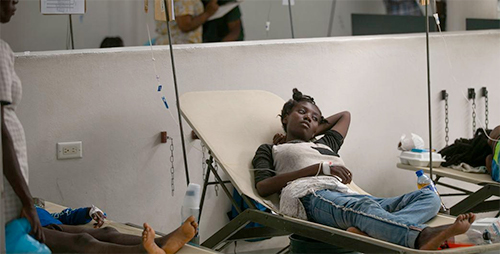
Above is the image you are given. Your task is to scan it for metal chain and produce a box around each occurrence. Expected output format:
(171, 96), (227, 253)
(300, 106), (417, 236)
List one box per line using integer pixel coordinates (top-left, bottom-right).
(214, 162), (219, 196)
(444, 95), (449, 146)
(485, 90), (489, 130)
(201, 144), (207, 179)
(169, 137), (175, 196)
(472, 99), (477, 135)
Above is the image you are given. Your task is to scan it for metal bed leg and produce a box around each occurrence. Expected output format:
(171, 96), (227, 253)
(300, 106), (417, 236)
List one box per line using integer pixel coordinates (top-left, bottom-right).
(199, 155), (233, 223)
(450, 184), (500, 215)
(208, 162), (241, 213)
(276, 244), (290, 254)
(202, 210), (252, 249)
(198, 158), (212, 224)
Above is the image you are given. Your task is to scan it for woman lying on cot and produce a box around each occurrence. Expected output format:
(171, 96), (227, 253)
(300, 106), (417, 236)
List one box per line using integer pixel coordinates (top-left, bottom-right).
(252, 88), (476, 250)
(486, 125), (500, 182)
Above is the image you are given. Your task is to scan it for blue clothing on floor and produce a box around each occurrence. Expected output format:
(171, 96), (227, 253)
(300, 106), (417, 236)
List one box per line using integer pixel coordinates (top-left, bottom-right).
(36, 207), (91, 227)
(300, 189), (441, 248)
(5, 218), (51, 253)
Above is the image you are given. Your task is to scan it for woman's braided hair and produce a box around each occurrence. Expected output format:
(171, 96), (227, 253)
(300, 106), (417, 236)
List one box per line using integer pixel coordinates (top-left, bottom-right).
(280, 88), (328, 132)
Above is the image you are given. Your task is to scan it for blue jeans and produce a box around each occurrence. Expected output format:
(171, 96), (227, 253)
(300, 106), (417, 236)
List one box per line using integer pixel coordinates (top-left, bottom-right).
(300, 189), (441, 248)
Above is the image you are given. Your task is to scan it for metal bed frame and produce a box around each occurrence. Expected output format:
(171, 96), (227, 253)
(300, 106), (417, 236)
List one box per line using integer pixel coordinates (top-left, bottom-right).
(180, 90), (500, 254)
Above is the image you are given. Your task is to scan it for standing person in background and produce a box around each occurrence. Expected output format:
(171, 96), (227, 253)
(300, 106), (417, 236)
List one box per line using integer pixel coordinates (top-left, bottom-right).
(383, 0), (423, 16)
(202, 0), (244, 42)
(2, 1), (199, 253)
(1, 0), (45, 245)
(155, 0), (219, 45)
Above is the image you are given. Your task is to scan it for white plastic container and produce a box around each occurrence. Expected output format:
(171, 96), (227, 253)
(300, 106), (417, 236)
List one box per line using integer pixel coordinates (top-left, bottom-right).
(470, 218), (500, 234)
(399, 151), (445, 167)
(181, 183), (201, 222)
(181, 183), (201, 244)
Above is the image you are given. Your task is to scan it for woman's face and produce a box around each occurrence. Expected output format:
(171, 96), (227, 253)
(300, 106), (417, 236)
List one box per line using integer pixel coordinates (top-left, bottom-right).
(283, 101), (322, 141)
(0, 0), (18, 24)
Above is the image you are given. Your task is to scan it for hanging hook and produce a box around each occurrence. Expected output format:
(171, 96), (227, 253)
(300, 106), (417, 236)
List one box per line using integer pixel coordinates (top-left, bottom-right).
(467, 88), (475, 100)
(161, 131), (168, 143)
(441, 90), (448, 100)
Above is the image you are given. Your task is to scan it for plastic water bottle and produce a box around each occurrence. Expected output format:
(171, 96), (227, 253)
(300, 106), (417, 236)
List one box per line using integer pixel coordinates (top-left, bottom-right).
(181, 183), (201, 244)
(416, 170), (448, 213)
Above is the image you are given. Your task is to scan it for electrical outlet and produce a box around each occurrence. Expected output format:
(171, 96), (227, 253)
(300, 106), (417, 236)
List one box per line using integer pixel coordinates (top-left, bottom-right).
(57, 141), (82, 159)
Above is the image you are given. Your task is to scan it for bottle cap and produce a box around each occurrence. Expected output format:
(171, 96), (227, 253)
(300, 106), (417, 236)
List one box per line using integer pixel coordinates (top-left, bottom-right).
(416, 170), (424, 177)
(483, 229), (491, 241)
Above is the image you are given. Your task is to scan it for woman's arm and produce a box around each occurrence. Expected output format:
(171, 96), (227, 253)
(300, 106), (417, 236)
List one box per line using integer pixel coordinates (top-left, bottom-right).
(2, 105), (45, 242)
(316, 111), (351, 138)
(176, 0), (218, 32)
(485, 154), (493, 175)
(256, 163), (353, 197)
(256, 163), (321, 197)
(221, 19), (241, 42)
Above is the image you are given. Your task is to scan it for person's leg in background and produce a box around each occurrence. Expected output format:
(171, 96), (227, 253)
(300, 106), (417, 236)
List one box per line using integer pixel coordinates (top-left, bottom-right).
(43, 228), (146, 253)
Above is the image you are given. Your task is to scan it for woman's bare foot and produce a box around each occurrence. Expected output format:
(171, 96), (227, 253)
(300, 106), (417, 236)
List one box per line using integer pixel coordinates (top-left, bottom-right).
(418, 213), (476, 250)
(142, 216), (198, 254)
(347, 227), (369, 237)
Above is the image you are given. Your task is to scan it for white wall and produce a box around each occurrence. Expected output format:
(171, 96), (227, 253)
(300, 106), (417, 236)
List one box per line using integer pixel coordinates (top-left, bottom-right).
(378, 0), (500, 32)
(447, 0), (498, 31)
(240, 0), (385, 40)
(2, 0), (384, 52)
(0, 0), (150, 52)
(13, 30), (500, 243)
(2, 0), (499, 52)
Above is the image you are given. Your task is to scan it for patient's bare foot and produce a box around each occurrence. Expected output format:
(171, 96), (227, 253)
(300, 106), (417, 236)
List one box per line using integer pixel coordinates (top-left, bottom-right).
(142, 217), (198, 254)
(418, 213), (475, 250)
(347, 227), (369, 237)
(163, 216), (198, 254)
(143, 223), (163, 254)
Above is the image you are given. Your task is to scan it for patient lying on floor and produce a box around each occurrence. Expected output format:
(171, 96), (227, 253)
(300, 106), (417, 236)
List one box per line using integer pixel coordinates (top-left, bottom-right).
(252, 88), (475, 250)
(35, 200), (197, 254)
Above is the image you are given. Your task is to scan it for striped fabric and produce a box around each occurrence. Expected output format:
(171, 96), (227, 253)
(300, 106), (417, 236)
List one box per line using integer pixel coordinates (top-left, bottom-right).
(1, 39), (29, 223)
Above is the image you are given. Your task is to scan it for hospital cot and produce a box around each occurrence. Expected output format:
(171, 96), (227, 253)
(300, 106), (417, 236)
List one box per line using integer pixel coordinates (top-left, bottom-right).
(44, 201), (218, 254)
(179, 90), (500, 254)
(397, 163), (500, 216)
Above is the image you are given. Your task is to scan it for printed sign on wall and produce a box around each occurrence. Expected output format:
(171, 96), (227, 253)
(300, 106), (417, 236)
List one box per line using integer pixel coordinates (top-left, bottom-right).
(41, 0), (86, 14)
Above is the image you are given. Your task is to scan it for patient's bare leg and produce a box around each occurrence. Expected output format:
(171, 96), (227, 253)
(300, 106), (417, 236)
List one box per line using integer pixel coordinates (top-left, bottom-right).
(486, 154), (493, 175)
(59, 225), (174, 247)
(417, 213), (475, 250)
(43, 227), (146, 253)
(142, 216), (198, 254)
